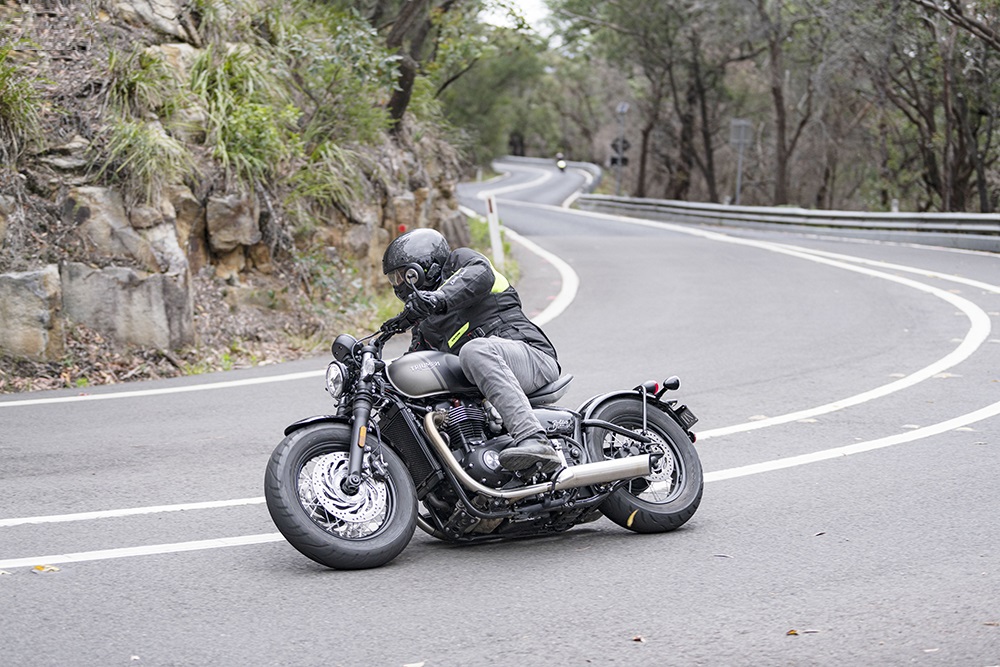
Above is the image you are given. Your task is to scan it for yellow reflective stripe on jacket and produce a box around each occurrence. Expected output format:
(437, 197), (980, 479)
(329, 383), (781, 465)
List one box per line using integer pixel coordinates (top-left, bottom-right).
(448, 322), (470, 348)
(491, 263), (510, 293)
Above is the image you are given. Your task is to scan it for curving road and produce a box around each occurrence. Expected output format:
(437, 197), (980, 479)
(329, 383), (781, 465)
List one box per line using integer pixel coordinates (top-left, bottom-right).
(2, 158), (998, 666)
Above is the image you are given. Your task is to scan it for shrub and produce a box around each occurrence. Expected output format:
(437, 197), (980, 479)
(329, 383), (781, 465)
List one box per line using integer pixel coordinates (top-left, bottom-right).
(0, 34), (42, 166)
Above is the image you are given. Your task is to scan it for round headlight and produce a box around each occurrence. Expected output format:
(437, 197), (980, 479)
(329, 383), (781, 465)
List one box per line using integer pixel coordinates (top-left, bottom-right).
(325, 361), (347, 400)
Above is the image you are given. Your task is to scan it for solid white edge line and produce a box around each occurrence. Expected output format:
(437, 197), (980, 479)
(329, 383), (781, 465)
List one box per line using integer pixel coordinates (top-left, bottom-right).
(703, 398), (1000, 482)
(475, 165), (551, 198)
(0, 497), (266, 528)
(0, 534), (285, 569)
(0, 370), (324, 408)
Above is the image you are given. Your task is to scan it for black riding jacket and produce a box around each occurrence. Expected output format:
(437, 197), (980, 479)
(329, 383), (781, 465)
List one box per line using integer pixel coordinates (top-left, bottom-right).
(408, 247), (559, 366)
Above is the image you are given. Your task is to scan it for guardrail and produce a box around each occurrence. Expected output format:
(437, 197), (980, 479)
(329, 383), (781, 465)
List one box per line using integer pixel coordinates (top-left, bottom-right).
(576, 194), (1000, 253)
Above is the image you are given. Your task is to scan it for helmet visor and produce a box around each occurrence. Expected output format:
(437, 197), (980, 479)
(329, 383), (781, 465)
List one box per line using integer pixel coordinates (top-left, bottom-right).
(387, 268), (406, 287)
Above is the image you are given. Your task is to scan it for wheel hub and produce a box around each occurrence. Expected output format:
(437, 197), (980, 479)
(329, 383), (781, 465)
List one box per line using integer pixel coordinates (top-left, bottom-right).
(309, 452), (388, 523)
(645, 438), (675, 483)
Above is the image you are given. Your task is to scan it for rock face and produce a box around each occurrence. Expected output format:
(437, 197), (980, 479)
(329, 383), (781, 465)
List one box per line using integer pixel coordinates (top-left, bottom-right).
(0, 266), (64, 361)
(0, 9), (466, 364)
(60, 262), (194, 350)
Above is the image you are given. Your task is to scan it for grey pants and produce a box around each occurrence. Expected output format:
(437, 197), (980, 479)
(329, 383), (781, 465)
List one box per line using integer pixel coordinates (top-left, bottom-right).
(458, 336), (561, 442)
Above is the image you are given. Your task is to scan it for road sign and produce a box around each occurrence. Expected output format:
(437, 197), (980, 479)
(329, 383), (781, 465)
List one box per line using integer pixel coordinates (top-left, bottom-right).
(611, 137), (631, 154)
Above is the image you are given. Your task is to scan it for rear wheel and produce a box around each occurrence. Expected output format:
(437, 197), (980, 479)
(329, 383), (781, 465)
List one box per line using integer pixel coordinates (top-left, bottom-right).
(264, 423), (417, 569)
(588, 398), (703, 533)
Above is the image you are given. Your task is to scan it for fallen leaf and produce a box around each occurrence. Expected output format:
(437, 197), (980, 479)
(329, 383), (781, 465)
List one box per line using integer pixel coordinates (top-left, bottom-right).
(32, 565), (60, 573)
(631, 636), (645, 643)
(626, 509), (639, 528)
(786, 630), (799, 636)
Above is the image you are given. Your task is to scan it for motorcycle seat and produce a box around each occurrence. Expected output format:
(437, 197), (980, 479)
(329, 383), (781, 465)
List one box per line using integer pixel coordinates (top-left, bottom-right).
(527, 375), (574, 407)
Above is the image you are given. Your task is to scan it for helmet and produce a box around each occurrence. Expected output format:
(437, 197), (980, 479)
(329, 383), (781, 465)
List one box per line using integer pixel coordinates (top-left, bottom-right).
(382, 228), (451, 300)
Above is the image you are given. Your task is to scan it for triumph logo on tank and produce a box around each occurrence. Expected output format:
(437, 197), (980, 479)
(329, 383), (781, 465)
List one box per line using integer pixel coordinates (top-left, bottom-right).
(409, 360), (441, 372)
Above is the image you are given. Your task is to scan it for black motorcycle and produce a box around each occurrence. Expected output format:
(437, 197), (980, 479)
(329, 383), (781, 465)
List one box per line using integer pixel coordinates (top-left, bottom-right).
(264, 310), (704, 569)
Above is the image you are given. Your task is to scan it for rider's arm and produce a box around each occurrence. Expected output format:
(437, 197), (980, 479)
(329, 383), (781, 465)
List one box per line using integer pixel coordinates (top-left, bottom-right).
(436, 249), (494, 311)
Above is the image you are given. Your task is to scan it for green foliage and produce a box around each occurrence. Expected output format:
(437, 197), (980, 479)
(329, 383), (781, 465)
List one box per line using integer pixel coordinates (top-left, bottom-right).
(288, 141), (365, 212)
(190, 43), (302, 186)
(274, 3), (396, 146)
(104, 46), (179, 119)
(0, 31), (42, 166)
(97, 118), (197, 205)
(438, 28), (550, 161)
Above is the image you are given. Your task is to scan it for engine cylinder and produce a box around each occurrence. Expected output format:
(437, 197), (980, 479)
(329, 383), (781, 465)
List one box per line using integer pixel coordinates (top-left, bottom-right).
(446, 402), (486, 448)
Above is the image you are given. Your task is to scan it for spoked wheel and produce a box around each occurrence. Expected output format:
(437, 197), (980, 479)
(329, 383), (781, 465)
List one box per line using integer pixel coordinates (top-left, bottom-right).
(265, 423), (416, 569)
(588, 398), (703, 533)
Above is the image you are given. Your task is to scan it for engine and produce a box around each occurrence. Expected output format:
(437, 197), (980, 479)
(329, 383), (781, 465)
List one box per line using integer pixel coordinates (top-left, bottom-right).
(443, 399), (513, 488)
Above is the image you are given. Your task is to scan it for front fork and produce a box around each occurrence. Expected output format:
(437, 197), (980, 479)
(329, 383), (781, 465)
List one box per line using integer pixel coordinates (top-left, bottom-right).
(343, 347), (379, 495)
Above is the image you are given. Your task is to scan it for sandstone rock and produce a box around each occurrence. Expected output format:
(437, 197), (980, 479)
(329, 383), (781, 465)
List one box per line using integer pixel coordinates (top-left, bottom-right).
(129, 194), (175, 230)
(0, 195), (13, 245)
(206, 192), (261, 253)
(60, 262), (194, 349)
(390, 192), (416, 232)
(140, 223), (189, 276)
(0, 265), (64, 360)
(65, 186), (163, 272)
(247, 242), (274, 274)
(146, 43), (200, 80)
(116, 0), (191, 41)
(214, 247), (245, 282)
(167, 184), (208, 272)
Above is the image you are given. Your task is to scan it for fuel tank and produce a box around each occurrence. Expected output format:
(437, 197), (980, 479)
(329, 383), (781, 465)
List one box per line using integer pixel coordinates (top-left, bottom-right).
(386, 350), (478, 398)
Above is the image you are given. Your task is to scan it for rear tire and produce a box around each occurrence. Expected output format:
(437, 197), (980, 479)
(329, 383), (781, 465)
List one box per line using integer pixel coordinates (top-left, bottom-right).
(264, 423), (417, 569)
(588, 398), (703, 533)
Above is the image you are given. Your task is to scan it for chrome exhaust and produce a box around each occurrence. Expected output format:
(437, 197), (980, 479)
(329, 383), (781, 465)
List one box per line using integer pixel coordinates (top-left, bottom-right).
(423, 411), (652, 502)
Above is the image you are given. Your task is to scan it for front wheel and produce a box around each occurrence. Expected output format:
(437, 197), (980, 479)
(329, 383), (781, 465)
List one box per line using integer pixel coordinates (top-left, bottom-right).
(264, 423), (417, 569)
(588, 398), (703, 533)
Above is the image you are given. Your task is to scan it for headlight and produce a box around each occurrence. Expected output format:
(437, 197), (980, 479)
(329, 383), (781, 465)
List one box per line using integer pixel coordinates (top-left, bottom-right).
(325, 361), (347, 401)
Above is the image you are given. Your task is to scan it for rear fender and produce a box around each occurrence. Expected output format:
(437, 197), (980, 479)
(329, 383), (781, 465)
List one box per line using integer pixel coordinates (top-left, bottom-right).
(578, 390), (698, 441)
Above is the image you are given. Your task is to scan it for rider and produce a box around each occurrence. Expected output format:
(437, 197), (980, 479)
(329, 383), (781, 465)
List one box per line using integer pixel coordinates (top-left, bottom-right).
(382, 228), (563, 474)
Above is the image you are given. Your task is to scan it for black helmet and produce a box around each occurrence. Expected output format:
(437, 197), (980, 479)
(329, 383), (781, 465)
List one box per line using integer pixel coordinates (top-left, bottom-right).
(382, 228), (450, 299)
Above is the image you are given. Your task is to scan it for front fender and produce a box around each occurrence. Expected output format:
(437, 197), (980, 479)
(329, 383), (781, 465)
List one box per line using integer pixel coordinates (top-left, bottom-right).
(283, 414), (351, 437)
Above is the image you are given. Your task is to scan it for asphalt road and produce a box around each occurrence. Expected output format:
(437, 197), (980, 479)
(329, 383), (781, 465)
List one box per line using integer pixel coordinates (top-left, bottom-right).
(2, 158), (998, 666)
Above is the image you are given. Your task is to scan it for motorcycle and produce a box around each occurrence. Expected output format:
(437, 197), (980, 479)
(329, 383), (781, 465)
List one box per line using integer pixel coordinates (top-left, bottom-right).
(264, 303), (704, 570)
(556, 158), (567, 172)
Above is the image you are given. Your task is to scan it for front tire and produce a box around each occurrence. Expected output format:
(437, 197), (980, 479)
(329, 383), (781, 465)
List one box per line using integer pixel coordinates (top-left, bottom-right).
(588, 398), (703, 533)
(264, 423), (417, 569)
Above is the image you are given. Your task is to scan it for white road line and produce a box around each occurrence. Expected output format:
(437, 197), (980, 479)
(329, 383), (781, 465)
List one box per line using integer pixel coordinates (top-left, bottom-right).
(475, 166), (551, 198)
(4, 397), (999, 568)
(518, 202), (995, 438)
(0, 370), (324, 408)
(3, 196), (997, 568)
(0, 534), (284, 569)
(0, 497), (265, 528)
(503, 227), (579, 327)
(704, 398), (1000, 482)
(4, 394), (1000, 569)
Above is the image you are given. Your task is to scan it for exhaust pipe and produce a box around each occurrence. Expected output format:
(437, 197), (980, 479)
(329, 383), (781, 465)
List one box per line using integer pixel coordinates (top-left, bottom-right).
(424, 412), (652, 502)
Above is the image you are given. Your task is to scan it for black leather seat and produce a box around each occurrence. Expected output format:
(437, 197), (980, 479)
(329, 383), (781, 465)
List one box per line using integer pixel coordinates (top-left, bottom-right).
(527, 375), (574, 407)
